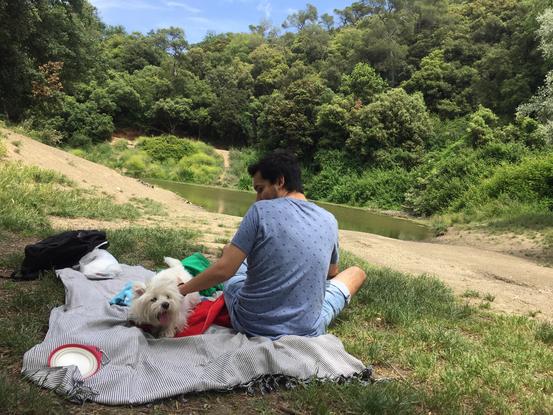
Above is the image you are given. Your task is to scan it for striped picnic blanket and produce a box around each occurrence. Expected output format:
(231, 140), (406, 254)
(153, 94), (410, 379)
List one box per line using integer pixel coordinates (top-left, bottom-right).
(21, 265), (369, 405)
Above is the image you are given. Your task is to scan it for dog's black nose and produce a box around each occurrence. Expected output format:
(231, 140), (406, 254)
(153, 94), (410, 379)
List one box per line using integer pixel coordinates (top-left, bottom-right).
(161, 302), (170, 310)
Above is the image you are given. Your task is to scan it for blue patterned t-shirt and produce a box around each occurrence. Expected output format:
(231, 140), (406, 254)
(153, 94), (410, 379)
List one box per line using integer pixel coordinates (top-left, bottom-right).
(229, 197), (339, 338)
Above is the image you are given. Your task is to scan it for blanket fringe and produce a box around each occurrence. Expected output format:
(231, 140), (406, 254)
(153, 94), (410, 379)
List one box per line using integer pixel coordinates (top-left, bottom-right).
(22, 368), (99, 404)
(228, 366), (375, 395)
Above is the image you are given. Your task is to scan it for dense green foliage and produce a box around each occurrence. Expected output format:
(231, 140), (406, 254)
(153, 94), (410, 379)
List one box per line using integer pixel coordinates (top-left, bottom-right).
(1, 0), (553, 226)
(70, 135), (224, 184)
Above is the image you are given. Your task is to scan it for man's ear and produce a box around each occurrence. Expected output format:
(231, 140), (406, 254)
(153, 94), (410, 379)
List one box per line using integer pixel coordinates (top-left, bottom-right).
(133, 282), (146, 297)
(276, 175), (285, 189)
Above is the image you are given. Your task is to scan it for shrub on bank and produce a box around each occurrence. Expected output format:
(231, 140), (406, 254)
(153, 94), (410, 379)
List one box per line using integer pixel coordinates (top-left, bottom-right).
(69, 135), (223, 185)
(451, 153), (553, 224)
(327, 168), (411, 210)
(225, 148), (260, 190)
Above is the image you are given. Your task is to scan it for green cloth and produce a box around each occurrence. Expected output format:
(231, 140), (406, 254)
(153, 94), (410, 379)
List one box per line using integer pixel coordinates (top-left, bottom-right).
(181, 252), (223, 297)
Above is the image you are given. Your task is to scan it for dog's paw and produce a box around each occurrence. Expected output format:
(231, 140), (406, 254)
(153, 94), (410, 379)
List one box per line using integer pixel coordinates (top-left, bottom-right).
(159, 326), (177, 338)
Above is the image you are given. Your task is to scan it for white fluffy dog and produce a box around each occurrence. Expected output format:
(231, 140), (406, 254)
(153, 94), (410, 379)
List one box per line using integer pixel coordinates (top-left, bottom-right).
(129, 257), (201, 338)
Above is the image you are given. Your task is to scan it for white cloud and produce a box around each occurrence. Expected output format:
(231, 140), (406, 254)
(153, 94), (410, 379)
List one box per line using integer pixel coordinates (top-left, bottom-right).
(186, 16), (212, 24)
(257, 0), (271, 18)
(90, 0), (163, 11)
(165, 1), (201, 13)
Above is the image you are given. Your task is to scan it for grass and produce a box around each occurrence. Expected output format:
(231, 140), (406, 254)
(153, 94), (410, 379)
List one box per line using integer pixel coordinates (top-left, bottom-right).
(106, 226), (201, 268)
(0, 137), (6, 158)
(1, 242), (552, 414)
(462, 289), (480, 298)
(129, 197), (167, 216)
(282, 254), (552, 415)
(0, 141), (551, 413)
(0, 162), (143, 234)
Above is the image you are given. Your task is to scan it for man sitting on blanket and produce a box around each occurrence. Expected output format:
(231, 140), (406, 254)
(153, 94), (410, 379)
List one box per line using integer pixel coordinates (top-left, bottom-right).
(179, 150), (366, 339)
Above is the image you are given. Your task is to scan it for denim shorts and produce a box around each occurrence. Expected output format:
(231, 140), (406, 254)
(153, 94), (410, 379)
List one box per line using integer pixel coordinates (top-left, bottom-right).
(223, 262), (351, 335)
(320, 279), (351, 330)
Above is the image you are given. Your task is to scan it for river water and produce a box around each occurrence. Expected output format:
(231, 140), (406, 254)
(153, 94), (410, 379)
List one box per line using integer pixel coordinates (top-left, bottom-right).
(147, 179), (431, 241)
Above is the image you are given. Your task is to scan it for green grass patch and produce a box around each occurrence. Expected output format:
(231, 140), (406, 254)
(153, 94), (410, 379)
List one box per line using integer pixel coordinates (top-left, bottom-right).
(0, 137), (6, 159)
(107, 226), (201, 267)
(462, 289), (480, 298)
(0, 162), (142, 234)
(536, 321), (553, 345)
(0, 273), (64, 356)
(0, 372), (66, 415)
(129, 197), (167, 216)
(1, 239), (552, 414)
(291, 252), (553, 414)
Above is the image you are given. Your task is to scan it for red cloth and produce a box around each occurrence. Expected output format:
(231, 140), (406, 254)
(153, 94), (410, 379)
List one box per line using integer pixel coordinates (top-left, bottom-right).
(175, 295), (231, 337)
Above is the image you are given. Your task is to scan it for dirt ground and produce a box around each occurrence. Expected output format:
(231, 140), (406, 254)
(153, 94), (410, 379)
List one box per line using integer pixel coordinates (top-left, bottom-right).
(3, 128), (552, 321)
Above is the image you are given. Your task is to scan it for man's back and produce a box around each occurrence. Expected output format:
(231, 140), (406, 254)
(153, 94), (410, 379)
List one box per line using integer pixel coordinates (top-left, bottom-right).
(230, 197), (339, 338)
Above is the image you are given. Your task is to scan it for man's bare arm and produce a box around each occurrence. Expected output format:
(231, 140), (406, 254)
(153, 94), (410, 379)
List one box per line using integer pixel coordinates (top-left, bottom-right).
(178, 244), (247, 295)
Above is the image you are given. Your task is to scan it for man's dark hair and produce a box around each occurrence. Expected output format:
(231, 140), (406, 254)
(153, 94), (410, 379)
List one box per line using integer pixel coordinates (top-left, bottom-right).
(248, 150), (304, 193)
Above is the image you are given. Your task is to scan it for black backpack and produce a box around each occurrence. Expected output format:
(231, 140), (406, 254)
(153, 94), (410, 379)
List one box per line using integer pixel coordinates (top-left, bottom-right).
(11, 230), (108, 281)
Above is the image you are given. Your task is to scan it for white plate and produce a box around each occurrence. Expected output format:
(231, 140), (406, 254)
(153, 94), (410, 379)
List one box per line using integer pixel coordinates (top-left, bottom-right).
(48, 345), (100, 378)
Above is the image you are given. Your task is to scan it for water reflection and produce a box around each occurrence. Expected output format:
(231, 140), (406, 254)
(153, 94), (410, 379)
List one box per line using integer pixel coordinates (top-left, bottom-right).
(147, 179), (430, 241)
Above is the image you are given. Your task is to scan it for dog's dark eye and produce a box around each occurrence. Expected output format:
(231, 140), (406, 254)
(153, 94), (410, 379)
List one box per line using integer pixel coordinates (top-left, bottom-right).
(151, 297), (157, 302)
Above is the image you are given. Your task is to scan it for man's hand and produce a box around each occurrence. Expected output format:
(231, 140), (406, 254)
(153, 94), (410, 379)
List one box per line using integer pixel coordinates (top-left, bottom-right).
(178, 243), (247, 295)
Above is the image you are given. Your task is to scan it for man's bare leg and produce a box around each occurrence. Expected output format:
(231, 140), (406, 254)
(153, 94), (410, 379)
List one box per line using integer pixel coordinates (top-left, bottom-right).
(331, 266), (367, 297)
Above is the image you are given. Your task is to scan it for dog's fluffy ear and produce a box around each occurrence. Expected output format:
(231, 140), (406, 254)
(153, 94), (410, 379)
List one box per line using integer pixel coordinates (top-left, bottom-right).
(132, 282), (146, 297)
(164, 257), (183, 269)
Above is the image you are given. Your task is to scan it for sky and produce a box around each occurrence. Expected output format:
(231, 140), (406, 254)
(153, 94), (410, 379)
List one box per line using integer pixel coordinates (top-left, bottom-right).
(88, 0), (352, 44)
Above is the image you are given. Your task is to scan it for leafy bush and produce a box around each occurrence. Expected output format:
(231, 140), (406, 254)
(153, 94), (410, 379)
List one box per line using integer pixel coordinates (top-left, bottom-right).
(122, 151), (150, 177)
(138, 134), (194, 162)
(226, 148), (260, 190)
(304, 149), (410, 209)
(61, 96), (114, 144)
(69, 135), (223, 185)
(305, 149), (358, 200)
(346, 88), (433, 166)
(176, 152), (222, 184)
(453, 153), (553, 222)
(328, 168), (411, 210)
(405, 139), (530, 216)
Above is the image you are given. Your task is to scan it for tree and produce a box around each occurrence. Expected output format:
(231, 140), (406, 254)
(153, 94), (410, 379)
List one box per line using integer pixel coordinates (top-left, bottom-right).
(319, 13), (335, 31)
(315, 96), (353, 149)
(206, 58), (255, 145)
(465, 105), (498, 148)
(190, 107), (211, 139)
(346, 88), (432, 166)
(282, 4), (318, 30)
(291, 24), (331, 64)
(0, 0), (102, 119)
(257, 75), (332, 158)
(444, 0), (548, 117)
(340, 62), (388, 104)
(249, 44), (289, 95)
(152, 27), (188, 75)
(153, 27), (188, 59)
(517, 7), (553, 137)
(152, 97), (192, 134)
(402, 49), (477, 117)
(104, 31), (164, 73)
(248, 19), (275, 38)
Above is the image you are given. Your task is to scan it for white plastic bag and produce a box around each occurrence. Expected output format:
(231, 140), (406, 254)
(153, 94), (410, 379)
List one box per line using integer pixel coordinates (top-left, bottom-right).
(79, 248), (122, 279)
